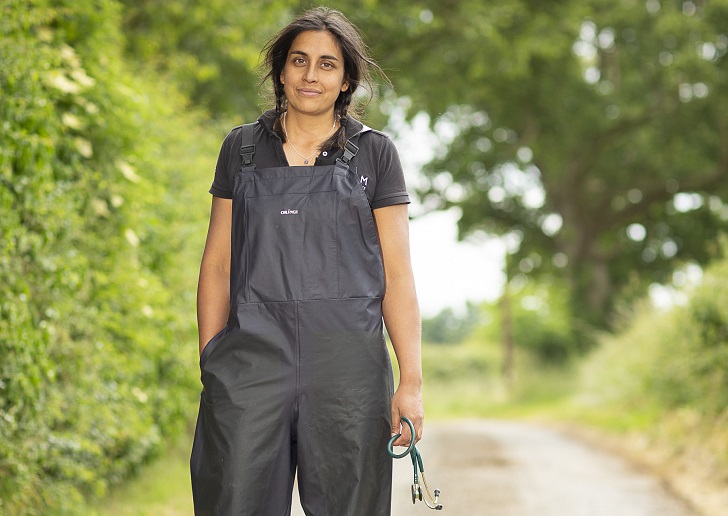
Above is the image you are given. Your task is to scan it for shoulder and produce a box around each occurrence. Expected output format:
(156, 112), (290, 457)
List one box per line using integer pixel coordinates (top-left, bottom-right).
(222, 124), (243, 144)
(356, 129), (402, 171)
(359, 128), (392, 143)
(357, 128), (399, 158)
(219, 118), (274, 158)
(343, 116), (395, 148)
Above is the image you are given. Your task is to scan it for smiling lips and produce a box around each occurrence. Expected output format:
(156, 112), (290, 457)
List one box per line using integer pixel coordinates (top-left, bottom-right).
(297, 88), (321, 97)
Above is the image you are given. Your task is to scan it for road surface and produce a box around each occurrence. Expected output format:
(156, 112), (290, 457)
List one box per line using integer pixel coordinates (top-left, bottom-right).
(291, 420), (695, 515)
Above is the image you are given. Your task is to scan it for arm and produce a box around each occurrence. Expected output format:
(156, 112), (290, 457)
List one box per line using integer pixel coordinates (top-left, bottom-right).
(197, 196), (232, 356)
(373, 203), (424, 445)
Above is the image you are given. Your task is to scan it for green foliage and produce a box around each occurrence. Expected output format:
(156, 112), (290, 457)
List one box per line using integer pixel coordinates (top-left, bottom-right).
(363, 0), (728, 326)
(421, 302), (483, 344)
(419, 340), (502, 419)
(0, 0), (217, 512)
(478, 276), (582, 364)
(574, 260), (728, 508)
(582, 259), (728, 419)
(417, 339), (579, 420)
(118, 0), (297, 118)
(116, 0), (405, 125)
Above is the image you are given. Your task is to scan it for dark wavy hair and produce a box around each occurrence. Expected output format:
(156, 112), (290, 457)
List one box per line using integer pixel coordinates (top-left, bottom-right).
(261, 6), (388, 148)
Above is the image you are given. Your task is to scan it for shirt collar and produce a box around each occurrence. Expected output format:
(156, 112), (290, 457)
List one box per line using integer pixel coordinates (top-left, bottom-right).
(257, 109), (364, 165)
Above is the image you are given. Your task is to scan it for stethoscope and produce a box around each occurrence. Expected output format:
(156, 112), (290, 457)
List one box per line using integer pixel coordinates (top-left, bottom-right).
(387, 417), (443, 510)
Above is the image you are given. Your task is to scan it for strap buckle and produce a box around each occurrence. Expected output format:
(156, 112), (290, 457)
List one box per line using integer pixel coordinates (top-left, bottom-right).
(240, 144), (256, 166)
(336, 140), (359, 167)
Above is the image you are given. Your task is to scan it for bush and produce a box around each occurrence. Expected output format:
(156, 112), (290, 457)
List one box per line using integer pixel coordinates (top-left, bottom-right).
(0, 1), (214, 512)
(581, 259), (728, 419)
(421, 303), (483, 345)
(476, 276), (582, 365)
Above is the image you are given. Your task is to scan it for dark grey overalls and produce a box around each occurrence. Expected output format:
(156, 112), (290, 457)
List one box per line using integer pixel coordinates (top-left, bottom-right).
(191, 123), (394, 515)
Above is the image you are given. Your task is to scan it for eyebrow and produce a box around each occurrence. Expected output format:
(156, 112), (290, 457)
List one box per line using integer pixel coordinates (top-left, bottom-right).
(290, 50), (339, 61)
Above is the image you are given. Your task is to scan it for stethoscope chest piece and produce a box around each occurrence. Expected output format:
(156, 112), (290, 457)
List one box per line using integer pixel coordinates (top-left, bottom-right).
(388, 417), (443, 510)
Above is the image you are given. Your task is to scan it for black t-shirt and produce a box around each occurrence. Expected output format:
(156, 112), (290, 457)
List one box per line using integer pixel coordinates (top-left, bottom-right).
(210, 110), (410, 209)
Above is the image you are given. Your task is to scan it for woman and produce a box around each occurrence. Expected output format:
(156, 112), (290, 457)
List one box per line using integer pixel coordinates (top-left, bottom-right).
(191, 7), (423, 515)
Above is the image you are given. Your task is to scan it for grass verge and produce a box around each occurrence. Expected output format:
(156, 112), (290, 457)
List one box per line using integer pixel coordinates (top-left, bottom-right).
(87, 432), (194, 516)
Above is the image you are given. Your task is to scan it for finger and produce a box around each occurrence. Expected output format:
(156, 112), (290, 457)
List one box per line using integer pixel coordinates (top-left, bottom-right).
(400, 419), (414, 444)
(393, 433), (412, 447)
(411, 414), (423, 443)
(391, 408), (401, 437)
(391, 418), (413, 447)
(397, 416), (422, 444)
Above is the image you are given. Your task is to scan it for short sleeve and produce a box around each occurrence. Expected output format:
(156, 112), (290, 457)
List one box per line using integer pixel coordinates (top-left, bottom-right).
(208, 128), (240, 199)
(371, 135), (410, 210)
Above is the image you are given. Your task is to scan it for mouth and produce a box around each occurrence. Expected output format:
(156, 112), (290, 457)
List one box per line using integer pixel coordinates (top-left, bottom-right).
(297, 88), (321, 97)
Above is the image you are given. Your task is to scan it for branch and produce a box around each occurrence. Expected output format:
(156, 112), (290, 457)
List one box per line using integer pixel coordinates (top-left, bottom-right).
(570, 112), (656, 186)
(599, 164), (728, 231)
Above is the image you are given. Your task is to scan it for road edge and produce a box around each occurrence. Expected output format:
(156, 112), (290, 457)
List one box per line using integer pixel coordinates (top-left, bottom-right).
(542, 421), (727, 516)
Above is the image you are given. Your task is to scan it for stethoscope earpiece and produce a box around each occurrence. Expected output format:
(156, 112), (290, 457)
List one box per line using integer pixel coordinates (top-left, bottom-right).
(387, 417), (443, 511)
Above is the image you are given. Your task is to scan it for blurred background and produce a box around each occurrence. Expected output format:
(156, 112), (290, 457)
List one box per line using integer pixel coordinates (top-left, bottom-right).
(2, 0), (727, 513)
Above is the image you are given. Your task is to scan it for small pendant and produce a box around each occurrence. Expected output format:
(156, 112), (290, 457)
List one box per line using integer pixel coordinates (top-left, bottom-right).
(304, 159), (309, 164)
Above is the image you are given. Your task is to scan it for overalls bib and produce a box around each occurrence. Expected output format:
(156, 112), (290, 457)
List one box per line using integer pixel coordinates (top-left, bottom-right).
(191, 123), (395, 515)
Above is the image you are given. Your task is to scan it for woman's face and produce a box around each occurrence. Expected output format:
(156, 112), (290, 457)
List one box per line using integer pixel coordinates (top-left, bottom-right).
(281, 30), (349, 118)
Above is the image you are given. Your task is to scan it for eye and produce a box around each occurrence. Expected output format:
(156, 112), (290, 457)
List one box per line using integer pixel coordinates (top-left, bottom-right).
(293, 57), (306, 66)
(321, 61), (335, 70)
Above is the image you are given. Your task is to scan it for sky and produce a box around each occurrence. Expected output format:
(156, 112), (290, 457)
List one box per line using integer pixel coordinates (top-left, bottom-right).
(408, 208), (505, 317)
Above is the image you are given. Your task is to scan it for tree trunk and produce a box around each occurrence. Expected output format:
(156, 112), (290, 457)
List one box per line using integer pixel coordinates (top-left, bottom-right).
(501, 255), (515, 384)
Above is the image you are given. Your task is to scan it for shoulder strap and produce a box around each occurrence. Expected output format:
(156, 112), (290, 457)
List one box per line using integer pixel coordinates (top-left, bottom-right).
(335, 126), (371, 168)
(239, 122), (257, 170)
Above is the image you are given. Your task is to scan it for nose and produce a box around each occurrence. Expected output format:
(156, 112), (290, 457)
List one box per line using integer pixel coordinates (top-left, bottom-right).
(304, 63), (318, 83)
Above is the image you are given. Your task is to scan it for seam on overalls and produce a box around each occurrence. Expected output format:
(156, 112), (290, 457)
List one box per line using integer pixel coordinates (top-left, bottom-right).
(335, 190), (340, 299)
(294, 300), (301, 402)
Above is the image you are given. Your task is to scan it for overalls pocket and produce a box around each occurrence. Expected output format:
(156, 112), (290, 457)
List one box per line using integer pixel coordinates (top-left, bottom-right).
(199, 326), (229, 370)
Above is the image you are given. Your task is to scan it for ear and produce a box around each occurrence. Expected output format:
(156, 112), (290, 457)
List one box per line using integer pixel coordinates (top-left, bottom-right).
(280, 71), (285, 85)
(341, 80), (349, 92)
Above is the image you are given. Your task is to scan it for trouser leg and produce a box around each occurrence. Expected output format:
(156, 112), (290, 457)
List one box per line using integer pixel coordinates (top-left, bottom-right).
(295, 300), (394, 516)
(191, 304), (299, 515)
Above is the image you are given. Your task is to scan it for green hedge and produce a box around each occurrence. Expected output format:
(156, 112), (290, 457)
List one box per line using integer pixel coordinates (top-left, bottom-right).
(581, 259), (728, 421)
(0, 1), (216, 512)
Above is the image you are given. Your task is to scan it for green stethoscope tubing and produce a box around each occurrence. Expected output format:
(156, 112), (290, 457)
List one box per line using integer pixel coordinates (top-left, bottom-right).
(387, 416), (417, 459)
(387, 417), (442, 510)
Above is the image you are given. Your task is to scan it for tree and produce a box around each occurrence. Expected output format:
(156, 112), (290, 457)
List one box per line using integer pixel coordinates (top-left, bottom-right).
(358, 0), (728, 326)
(118, 0), (296, 119)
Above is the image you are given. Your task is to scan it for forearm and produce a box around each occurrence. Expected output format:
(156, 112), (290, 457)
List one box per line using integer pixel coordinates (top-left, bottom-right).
(382, 272), (422, 388)
(196, 262), (230, 354)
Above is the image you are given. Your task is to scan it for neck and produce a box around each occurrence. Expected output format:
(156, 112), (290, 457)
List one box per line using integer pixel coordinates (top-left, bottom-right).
(282, 110), (337, 146)
(281, 110), (339, 166)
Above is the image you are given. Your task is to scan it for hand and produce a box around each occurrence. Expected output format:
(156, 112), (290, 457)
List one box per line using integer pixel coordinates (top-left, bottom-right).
(390, 383), (424, 447)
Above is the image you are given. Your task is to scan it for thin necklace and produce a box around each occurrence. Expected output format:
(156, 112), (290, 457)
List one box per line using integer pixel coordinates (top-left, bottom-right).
(282, 111), (337, 165)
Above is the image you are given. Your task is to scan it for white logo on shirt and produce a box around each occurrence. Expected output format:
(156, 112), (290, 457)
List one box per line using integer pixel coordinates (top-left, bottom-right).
(359, 175), (369, 190)
(280, 209), (299, 215)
